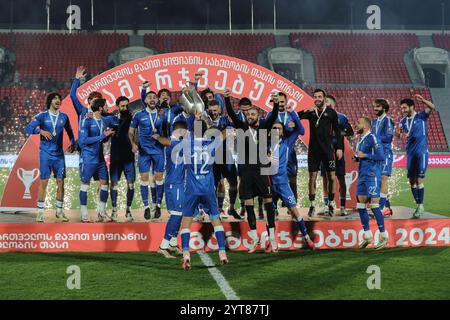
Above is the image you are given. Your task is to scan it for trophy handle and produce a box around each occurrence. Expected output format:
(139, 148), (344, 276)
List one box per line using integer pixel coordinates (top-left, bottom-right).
(351, 170), (358, 184)
(17, 168), (25, 183)
(32, 168), (40, 181)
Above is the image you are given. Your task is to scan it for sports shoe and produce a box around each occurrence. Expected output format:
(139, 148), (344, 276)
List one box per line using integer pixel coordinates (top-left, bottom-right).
(110, 209), (118, 222)
(158, 247), (176, 259)
(304, 235), (315, 249)
(154, 206), (161, 219)
(266, 238), (279, 253)
(194, 210), (206, 222)
(168, 245), (182, 255)
(144, 207), (151, 220)
(81, 216), (91, 223)
(219, 250), (229, 265)
(375, 234), (389, 250)
(248, 239), (260, 253)
(228, 208), (243, 220)
(56, 211), (69, 222)
(328, 205), (335, 217)
(308, 206), (316, 217)
(96, 213), (112, 223)
(258, 207), (264, 220)
(358, 233), (373, 249)
(150, 205), (157, 218)
(125, 209), (134, 222)
(239, 206), (246, 218)
(36, 211), (45, 223)
(412, 207), (423, 219)
(219, 209), (229, 220)
(382, 207), (393, 217)
(340, 208), (348, 216)
(182, 253), (191, 270)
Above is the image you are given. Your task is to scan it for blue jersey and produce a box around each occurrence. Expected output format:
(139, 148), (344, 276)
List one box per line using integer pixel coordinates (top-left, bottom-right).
(264, 110), (296, 135)
(130, 108), (165, 156)
(372, 115), (394, 157)
(271, 112), (304, 184)
(25, 111), (75, 159)
(400, 111), (430, 155)
(70, 78), (92, 126)
(183, 136), (219, 195)
(165, 138), (185, 186)
(287, 145), (298, 176)
(356, 132), (385, 181)
(78, 116), (116, 164)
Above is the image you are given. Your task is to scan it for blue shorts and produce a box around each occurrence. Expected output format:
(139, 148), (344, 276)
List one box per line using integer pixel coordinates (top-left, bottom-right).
(356, 178), (381, 199)
(381, 155), (393, 177)
(79, 160), (98, 181)
(40, 156), (65, 179)
(81, 161), (109, 183)
(138, 152), (165, 173)
(165, 183), (184, 213)
(407, 152), (428, 179)
(182, 193), (220, 220)
(272, 182), (297, 208)
(320, 158), (345, 177)
(110, 161), (136, 182)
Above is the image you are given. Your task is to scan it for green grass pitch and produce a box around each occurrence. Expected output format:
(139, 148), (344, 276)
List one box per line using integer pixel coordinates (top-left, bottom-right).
(0, 168), (449, 299)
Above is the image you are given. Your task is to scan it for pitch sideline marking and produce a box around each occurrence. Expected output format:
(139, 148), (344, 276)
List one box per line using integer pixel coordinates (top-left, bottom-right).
(197, 251), (240, 300)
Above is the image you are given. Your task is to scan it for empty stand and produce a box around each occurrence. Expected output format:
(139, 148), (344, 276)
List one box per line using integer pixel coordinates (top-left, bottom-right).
(290, 33), (419, 84)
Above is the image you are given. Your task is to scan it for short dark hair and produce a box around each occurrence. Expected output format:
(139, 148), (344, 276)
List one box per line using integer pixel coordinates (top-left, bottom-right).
(325, 94), (336, 103)
(238, 97), (252, 107)
(208, 100), (220, 108)
(278, 92), (287, 99)
(374, 98), (389, 112)
(157, 88), (171, 98)
(115, 96), (129, 106)
(92, 98), (106, 112)
(400, 98), (415, 107)
(145, 91), (157, 99)
(88, 91), (102, 101)
(46, 92), (62, 109)
(313, 88), (327, 96)
(173, 119), (187, 131)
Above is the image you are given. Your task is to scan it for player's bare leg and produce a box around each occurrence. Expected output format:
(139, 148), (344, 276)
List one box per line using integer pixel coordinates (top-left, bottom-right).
(288, 206), (315, 249)
(96, 179), (112, 222)
(36, 179), (49, 222)
(55, 178), (68, 222)
(308, 171), (318, 217)
(140, 172), (151, 220)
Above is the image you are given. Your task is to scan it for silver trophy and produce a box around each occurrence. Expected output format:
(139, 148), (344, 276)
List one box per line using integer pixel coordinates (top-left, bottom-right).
(179, 89), (205, 115)
(344, 170), (359, 201)
(17, 168), (40, 199)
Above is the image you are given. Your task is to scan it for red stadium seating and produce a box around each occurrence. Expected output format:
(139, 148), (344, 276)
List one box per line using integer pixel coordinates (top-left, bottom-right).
(289, 32), (419, 84)
(144, 33), (275, 63)
(303, 87), (448, 151)
(0, 32), (128, 82)
(432, 33), (450, 49)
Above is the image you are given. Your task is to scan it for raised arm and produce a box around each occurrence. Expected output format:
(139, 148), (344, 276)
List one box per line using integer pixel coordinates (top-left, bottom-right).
(224, 89), (246, 129)
(262, 93), (280, 129)
(70, 66), (88, 116)
(285, 111), (304, 147)
(141, 80), (150, 109)
(415, 94), (436, 114)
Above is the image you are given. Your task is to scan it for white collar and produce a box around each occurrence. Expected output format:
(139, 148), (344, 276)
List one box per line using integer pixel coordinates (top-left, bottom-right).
(377, 113), (386, 121)
(407, 112), (416, 120)
(146, 107), (157, 114)
(360, 131), (371, 141)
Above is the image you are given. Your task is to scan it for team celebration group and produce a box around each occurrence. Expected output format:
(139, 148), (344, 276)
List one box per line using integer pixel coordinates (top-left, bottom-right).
(24, 67), (436, 269)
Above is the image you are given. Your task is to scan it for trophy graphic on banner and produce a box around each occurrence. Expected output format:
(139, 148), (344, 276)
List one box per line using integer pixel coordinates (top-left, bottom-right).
(17, 168), (40, 199)
(344, 170), (358, 201)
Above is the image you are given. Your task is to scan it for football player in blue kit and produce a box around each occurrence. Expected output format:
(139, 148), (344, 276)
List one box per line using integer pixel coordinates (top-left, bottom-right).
(269, 110), (315, 250)
(179, 119), (228, 270)
(353, 117), (389, 250)
(25, 92), (76, 222)
(152, 119), (188, 258)
(396, 95), (436, 219)
(129, 80), (167, 220)
(78, 99), (116, 222)
(372, 98), (395, 217)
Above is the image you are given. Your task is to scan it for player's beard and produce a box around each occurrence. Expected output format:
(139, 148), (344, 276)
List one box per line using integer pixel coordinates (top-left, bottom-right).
(356, 127), (364, 134)
(375, 110), (384, 117)
(315, 100), (324, 109)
